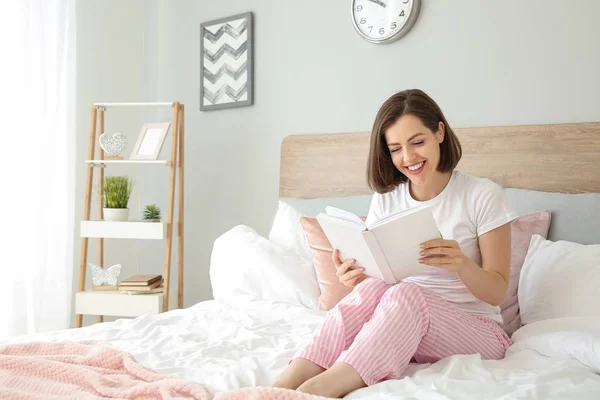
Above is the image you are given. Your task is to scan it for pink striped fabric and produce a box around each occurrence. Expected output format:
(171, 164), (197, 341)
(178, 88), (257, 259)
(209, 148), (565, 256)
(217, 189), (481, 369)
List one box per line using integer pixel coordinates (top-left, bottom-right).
(294, 278), (511, 386)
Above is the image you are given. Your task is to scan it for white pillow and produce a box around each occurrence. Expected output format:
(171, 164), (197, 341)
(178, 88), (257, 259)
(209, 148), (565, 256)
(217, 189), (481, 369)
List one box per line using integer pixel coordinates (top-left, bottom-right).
(210, 225), (320, 309)
(518, 234), (600, 325)
(268, 200), (313, 263)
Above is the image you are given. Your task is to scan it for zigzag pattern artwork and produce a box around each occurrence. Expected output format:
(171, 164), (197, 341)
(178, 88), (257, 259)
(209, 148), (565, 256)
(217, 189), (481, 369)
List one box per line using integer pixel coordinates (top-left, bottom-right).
(203, 85), (247, 103)
(201, 13), (253, 110)
(203, 60), (247, 84)
(203, 22), (246, 44)
(204, 42), (248, 64)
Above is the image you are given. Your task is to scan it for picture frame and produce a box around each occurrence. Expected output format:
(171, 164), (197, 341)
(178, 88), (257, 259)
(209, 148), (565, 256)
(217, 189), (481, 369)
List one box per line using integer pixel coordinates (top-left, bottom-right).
(129, 122), (171, 160)
(200, 11), (254, 111)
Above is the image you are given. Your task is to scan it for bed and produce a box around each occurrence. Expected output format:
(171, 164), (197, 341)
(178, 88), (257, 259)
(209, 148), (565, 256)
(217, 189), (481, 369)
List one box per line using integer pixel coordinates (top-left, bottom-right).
(2, 122), (600, 399)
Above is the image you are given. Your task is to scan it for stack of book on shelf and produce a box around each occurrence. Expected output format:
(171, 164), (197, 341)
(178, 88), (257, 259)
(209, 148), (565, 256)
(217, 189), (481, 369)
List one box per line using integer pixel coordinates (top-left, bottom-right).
(118, 274), (164, 295)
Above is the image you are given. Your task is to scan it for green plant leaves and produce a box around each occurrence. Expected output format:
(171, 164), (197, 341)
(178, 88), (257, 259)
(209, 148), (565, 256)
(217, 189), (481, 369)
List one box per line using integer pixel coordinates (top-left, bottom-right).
(103, 176), (134, 209)
(143, 204), (161, 220)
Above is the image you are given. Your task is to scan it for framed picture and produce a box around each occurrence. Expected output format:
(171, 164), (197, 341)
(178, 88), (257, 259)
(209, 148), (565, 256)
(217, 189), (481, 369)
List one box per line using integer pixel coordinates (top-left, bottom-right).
(129, 123), (171, 160)
(200, 11), (253, 111)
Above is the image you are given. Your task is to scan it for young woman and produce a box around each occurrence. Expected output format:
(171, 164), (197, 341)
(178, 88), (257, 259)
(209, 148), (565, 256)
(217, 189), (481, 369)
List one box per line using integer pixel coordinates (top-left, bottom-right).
(273, 89), (517, 398)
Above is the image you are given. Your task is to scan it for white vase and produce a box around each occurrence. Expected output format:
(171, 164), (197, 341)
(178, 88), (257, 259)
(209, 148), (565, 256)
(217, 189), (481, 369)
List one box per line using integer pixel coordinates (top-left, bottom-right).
(103, 208), (129, 222)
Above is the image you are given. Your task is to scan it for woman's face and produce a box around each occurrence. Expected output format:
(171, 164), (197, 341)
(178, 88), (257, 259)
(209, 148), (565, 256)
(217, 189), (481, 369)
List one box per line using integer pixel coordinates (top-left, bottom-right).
(384, 114), (445, 187)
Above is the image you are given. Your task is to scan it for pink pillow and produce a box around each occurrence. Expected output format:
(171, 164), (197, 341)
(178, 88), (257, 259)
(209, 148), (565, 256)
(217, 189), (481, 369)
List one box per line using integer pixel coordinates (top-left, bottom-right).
(300, 217), (353, 311)
(501, 210), (551, 336)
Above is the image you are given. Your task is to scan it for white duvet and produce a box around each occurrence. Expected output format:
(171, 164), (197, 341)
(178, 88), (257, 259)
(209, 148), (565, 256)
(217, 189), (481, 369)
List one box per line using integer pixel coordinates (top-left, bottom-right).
(3, 298), (600, 399)
(2, 226), (599, 399)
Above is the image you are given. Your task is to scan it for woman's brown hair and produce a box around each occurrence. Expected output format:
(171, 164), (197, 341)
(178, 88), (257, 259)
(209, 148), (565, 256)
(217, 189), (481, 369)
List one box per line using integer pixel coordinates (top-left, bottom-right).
(366, 89), (462, 193)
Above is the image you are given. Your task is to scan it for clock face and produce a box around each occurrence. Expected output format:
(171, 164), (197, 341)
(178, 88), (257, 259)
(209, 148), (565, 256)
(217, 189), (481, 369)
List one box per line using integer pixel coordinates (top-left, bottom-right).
(351, 0), (420, 44)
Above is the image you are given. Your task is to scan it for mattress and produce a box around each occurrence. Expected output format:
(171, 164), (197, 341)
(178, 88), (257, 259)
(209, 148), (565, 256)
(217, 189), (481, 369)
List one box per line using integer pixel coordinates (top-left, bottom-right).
(3, 296), (599, 399)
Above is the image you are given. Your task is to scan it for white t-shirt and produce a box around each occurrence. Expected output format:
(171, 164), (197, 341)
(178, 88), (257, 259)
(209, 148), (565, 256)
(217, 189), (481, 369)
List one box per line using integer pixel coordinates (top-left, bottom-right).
(365, 170), (518, 324)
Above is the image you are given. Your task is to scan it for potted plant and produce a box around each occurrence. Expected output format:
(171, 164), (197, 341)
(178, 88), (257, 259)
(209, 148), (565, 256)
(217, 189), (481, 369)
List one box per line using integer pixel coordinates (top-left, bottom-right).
(103, 176), (134, 221)
(142, 204), (162, 222)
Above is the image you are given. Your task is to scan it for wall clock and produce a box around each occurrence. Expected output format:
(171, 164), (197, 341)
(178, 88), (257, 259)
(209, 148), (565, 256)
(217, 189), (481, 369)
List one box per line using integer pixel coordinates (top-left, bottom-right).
(351, 0), (421, 44)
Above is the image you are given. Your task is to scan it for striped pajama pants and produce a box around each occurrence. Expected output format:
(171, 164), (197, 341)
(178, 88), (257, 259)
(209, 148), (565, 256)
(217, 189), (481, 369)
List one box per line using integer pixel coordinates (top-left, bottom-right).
(293, 278), (511, 386)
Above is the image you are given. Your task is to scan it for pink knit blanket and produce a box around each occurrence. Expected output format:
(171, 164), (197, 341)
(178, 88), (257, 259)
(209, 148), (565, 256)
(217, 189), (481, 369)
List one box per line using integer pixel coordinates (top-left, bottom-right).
(0, 341), (333, 400)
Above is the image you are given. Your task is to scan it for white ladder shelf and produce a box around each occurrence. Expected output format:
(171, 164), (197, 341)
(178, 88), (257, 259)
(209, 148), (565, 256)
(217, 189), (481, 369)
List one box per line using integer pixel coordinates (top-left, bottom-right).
(76, 101), (185, 328)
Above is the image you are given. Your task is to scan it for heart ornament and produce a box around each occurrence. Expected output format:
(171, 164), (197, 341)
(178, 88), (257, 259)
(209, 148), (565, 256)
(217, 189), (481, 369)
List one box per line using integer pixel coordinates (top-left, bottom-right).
(99, 132), (127, 156)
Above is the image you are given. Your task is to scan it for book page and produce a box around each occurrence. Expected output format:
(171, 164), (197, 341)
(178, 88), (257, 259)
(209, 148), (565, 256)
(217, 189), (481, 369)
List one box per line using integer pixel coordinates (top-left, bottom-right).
(362, 231), (396, 284)
(370, 207), (441, 281)
(325, 206), (366, 227)
(367, 204), (430, 230)
(316, 213), (385, 282)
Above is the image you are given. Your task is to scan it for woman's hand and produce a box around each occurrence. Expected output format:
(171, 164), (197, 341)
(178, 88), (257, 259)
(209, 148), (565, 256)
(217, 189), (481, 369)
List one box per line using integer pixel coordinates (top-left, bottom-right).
(333, 249), (367, 288)
(418, 239), (469, 273)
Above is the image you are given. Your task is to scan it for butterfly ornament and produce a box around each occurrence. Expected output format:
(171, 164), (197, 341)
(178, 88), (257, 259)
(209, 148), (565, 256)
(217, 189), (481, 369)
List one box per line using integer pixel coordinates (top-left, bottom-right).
(90, 263), (122, 286)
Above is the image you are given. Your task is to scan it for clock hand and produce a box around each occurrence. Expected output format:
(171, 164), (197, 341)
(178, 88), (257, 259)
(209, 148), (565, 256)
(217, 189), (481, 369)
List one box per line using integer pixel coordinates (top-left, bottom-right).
(368, 0), (387, 8)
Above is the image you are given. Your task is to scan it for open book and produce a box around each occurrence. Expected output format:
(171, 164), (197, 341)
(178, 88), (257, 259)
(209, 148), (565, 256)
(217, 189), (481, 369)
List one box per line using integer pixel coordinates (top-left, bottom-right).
(316, 205), (442, 284)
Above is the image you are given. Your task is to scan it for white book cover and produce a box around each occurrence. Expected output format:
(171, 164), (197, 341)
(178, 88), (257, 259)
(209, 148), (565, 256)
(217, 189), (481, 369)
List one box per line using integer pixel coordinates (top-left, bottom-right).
(316, 205), (441, 284)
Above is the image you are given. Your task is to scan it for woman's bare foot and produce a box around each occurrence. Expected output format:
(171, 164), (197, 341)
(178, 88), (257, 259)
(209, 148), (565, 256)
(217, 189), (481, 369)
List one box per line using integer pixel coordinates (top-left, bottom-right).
(272, 358), (326, 390)
(296, 362), (366, 398)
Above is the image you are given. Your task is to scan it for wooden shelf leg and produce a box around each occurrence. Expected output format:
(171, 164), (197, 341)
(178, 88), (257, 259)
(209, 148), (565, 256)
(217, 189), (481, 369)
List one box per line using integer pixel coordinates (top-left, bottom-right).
(163, 102), (180, 312)
(97, 108), (105, 325)
(178, 104), (185, 309)
(76, 106), (98, 328)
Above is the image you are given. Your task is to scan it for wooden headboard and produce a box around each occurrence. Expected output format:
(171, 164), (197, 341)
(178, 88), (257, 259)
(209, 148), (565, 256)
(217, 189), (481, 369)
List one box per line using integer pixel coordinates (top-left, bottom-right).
(279, 122), (600, 198)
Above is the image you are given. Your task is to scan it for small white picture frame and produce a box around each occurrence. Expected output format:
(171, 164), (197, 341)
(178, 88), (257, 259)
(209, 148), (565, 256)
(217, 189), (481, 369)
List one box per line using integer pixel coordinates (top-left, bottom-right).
(129, 123), (171, 160)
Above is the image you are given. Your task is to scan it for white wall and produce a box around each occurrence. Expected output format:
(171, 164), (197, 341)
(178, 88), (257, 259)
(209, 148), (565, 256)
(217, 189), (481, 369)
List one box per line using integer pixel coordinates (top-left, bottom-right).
(75, 0), (600, 317)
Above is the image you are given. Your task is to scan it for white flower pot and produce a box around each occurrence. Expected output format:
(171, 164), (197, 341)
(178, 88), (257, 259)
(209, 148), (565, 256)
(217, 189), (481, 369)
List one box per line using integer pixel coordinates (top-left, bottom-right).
(103, 208), (129, 222)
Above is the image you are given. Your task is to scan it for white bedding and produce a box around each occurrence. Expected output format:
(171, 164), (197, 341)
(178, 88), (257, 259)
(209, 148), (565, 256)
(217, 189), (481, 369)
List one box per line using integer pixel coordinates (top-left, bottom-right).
(3, 225), (599, 398)
(2, 297), (599, 399)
